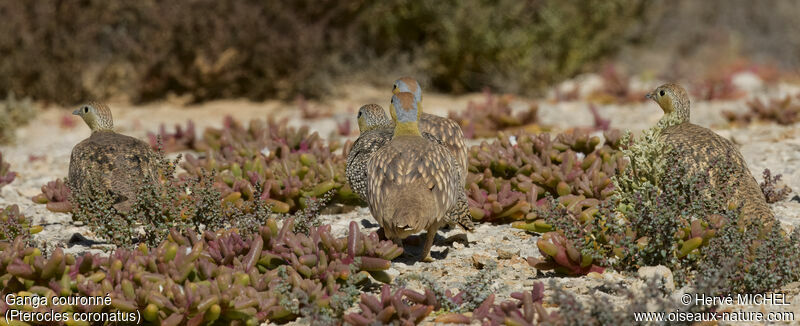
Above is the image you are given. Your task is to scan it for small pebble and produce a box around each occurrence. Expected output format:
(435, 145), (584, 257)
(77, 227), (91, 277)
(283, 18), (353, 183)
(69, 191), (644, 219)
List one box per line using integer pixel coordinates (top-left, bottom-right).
(496, 248), (518, 260)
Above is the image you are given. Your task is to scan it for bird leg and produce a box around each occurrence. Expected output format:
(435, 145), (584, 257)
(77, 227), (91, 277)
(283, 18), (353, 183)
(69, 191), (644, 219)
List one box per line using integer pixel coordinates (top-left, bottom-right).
(420, 223), (442, 262)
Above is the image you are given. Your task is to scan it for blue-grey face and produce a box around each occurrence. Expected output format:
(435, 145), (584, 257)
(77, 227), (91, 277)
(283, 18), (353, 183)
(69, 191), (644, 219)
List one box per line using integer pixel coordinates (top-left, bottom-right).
(391, 93), (418, 123)
(393, 79), (422, 104)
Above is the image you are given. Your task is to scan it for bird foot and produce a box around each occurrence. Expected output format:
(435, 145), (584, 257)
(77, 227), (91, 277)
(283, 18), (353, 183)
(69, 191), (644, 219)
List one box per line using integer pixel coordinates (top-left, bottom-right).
(444, 233), (468, 245)
(421, 254), (434, 263)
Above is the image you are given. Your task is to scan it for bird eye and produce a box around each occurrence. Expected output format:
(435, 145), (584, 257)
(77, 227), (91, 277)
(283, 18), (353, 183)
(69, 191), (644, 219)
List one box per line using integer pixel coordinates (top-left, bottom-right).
(83, 106), (89, 113)
(659, 90), (665, 96)
(357, 111), (362, 118)
(392, 84), (397, 90)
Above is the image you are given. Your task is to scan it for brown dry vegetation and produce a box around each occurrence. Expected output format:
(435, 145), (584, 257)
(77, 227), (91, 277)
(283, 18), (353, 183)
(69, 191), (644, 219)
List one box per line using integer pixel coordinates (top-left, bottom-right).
(0, 0), (649, 104)
(5, 1), (800, 105)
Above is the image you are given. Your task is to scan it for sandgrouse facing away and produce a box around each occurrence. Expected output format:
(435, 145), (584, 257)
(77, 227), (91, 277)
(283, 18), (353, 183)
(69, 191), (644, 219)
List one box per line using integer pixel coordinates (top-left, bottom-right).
(347, 104), (441, 200)
(646, 83), (773, 221)
(346, 104), (473, 234)
(366, 93), (469, 262)
(392, 77), (469, 185)
(69, 101), (158, 213)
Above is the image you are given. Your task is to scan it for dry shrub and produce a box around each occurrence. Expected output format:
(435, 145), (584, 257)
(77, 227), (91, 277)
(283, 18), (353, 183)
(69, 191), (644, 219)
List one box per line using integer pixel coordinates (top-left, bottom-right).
(0, 1), (363, 104)
(358, 0), (647, 95)
(760, 169), (792, 203)
(0, 0), (646, 104)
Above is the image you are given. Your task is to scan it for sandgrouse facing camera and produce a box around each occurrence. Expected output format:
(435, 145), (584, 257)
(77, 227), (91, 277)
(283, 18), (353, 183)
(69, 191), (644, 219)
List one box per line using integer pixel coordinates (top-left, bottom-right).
(69, 101), (159, 213)
(365, 92), (469, 262)
(646, 83), (773, 221)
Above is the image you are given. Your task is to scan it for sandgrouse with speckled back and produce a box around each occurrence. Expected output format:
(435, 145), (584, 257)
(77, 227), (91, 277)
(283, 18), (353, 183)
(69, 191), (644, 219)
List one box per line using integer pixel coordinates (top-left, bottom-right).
(69, 101), (159, 213)
(365, 93), (467, 262)
(346, 104), (473, 235)
(346, 104), (443, 199)
(392, 77), (469, 182)
(646, 83), (773, 221)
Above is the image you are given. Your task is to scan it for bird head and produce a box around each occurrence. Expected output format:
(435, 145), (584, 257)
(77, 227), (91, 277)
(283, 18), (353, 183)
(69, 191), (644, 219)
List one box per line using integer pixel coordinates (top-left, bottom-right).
(646, 83), (690, 124)
(390, 92), (422, 136)
(392, 77), (422, 110)
(357, 104), (390, 132)
(73, 101), (114, 132)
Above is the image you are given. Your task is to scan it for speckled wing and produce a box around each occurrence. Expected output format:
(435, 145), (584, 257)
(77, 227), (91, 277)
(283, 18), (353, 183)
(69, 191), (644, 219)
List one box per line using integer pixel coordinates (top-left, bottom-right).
(366, 136), (461, 234)
(69, 139), (114, 195)
(347, 128), (392, 200)
(346, 126), (444, 201)
(68, 131), (158, 211)
(659, 123), (772, 220)
(447, 190), (474, 231)
(441, 144), (473, 231)
(420, 113), (468, 185)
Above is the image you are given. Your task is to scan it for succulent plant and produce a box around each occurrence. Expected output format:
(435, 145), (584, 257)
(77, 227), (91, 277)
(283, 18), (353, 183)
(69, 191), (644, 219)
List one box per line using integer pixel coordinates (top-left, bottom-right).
(0, 205), (42, 242)
(448, 90), (541, 139)
(147, 112), (626, 225)
(147, 120), (199, 152)
(346, 281), (561, 325)
(0, 151), (15, 189)
(31, 178), (72, 213)
(346, 262), (567, 325)
(344, 284), (437, 326)
(0, 218), (401, 325)
(520, 118), (757, 280)
(600, 124), (744, 284)
(178, 116), (357, 213)
(527, 231), (606, 276)
(588, 104), (611, 131)
(466, 282), (562, 326)
(469, 129), (625, 223)
(392, 260), (502, 315)
(49, 130), (353, 249)
(724, 94), (800, 126)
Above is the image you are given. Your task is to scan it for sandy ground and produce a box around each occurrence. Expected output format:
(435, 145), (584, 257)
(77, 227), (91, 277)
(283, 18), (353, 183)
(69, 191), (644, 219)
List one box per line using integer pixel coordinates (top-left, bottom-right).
(1, 75), (799, 324)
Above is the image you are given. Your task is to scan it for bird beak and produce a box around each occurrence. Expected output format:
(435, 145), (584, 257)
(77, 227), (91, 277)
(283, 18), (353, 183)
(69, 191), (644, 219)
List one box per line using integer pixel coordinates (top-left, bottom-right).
(72, 108), (81, 115)
(645, 92), (653, 100)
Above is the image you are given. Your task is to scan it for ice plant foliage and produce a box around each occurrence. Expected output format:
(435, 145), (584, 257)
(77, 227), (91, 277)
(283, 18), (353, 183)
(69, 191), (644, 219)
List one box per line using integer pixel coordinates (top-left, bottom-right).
(448, 90), (540, 139)
(0, 151), (16, 189)
(0, 219), (401, 324)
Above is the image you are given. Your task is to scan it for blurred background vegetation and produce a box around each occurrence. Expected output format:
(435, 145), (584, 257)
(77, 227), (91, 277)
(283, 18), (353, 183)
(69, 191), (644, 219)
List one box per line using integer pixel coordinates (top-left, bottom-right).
(1, 0), (798, 104)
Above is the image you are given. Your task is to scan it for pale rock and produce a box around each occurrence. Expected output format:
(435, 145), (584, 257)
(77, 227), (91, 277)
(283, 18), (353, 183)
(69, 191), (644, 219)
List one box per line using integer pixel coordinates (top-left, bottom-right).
(637, 265), (675, 293)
